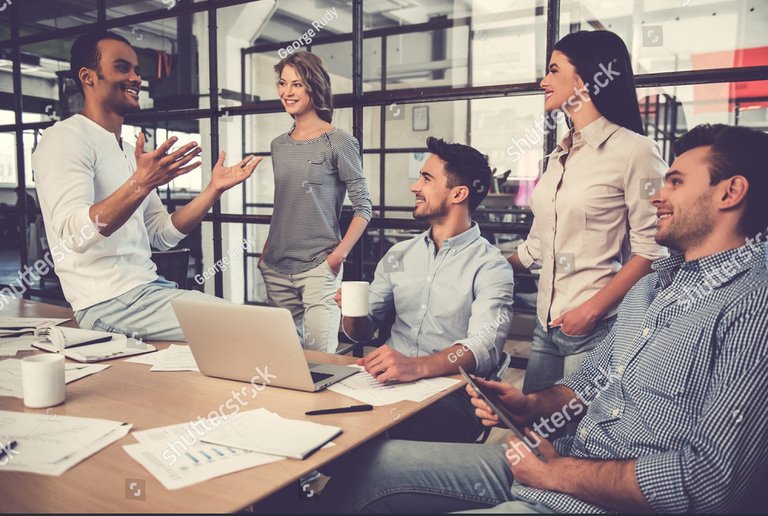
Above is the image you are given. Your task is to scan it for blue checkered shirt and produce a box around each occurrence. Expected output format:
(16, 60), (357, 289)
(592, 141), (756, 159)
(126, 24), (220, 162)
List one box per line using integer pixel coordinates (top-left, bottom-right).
(515, 243), (768, 512)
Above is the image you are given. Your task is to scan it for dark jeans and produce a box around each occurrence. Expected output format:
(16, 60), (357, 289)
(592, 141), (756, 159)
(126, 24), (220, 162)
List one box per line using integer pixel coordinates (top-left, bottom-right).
(387, 388), (483, 443)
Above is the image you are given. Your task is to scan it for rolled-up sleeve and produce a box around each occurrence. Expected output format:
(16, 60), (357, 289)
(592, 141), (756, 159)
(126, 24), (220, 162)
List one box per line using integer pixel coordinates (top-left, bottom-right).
(143, 191), (186, 251)
(635, 292), (768, 513)
(32, 124), (107, 253)
(335, 134), (372, 222)
(454, 257), (515, 376)
(623, 138), (669, 261)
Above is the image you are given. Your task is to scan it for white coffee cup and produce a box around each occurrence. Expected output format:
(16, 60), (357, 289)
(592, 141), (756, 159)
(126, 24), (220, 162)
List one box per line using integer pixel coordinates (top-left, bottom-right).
(341, 281), (369, 317)
(21, 354), (65, 408)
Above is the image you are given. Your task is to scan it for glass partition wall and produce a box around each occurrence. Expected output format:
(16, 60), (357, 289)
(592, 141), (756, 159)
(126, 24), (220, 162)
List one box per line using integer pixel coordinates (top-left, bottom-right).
(0, 0), (766, 314)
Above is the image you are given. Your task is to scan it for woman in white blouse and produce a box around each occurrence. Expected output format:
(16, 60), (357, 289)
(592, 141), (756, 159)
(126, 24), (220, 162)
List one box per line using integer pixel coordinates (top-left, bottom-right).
(508, 30), (668, 394)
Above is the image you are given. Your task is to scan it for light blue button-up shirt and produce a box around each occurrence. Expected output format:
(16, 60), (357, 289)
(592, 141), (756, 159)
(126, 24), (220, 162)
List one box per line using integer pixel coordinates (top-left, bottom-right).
(351, 222), (514, 376)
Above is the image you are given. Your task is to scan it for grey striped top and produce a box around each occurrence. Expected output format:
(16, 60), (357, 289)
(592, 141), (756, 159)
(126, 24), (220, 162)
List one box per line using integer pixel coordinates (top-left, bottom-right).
(262, 127), (372, 275)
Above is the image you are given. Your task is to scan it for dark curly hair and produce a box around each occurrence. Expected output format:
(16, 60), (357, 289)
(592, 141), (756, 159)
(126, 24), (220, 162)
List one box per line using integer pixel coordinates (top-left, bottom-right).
(426, 137), (492, 212)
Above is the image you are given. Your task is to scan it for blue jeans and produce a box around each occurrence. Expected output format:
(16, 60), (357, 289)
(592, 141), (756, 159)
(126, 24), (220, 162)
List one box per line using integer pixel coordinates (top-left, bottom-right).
(75, 278), (227, 341)
(319, 439), (552, 513)
(522, 315), (617, 395)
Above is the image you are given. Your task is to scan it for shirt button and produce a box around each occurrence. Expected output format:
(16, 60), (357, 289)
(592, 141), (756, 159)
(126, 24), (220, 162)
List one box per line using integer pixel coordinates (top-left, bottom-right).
(611, 408), (620, 417)
(616, 365), (625, 375)
(579, 428), (588, 439)
(642, 328), (650, 337)
(411, 327), (418, 333)
(420, 304), (426, 310)
(426, 276), (432, 282)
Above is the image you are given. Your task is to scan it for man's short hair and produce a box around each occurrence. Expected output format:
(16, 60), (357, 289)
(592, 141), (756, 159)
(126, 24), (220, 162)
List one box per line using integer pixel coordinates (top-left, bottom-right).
(426, 137), (492, 212)
(673, 124), (768, 237)
(70, 31), (131, 95)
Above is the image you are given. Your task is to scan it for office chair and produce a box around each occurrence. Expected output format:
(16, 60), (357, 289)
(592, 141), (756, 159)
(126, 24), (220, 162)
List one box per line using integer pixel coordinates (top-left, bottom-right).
(151, 248), (191, 289)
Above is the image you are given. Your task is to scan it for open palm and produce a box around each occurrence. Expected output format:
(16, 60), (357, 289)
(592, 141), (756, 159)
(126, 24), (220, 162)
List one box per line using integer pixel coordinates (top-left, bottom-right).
(211, 151), (262, 193)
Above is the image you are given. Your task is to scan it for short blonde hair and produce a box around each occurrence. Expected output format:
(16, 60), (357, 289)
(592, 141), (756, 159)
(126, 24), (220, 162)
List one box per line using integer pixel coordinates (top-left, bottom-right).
(274, 51), (333, 123)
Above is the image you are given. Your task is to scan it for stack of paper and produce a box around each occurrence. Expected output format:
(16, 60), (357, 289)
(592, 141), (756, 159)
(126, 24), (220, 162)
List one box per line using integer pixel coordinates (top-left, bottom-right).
(328, 365), (461, 406)
(0, 359), (109, 398)
(0, 317), (70, 338)
(199, 408), (341, 460)
(124, 344), (198, 372)
(0, 410), (131, 476)
(0, 335), (39, 356)
(123, 415), (284, 490)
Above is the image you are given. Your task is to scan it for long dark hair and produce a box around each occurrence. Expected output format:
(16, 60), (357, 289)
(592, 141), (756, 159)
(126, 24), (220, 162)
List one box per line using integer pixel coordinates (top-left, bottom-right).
(553, 30), (644, 135)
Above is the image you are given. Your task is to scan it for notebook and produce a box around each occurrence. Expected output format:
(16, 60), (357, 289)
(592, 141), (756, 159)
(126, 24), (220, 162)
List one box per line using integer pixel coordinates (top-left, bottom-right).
(33, 327), (155, 363)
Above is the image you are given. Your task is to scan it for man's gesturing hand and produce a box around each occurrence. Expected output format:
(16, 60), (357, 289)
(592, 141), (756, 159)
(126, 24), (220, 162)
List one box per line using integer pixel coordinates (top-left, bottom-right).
(132, 133), (202, 194)
(210, 151), (262, 194)
(356, 345), (424, 383)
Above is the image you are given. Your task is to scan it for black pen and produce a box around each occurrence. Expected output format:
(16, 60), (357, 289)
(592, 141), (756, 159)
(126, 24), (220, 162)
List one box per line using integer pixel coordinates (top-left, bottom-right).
(0, 440), (18, 461)
(305, 404), (373, 416)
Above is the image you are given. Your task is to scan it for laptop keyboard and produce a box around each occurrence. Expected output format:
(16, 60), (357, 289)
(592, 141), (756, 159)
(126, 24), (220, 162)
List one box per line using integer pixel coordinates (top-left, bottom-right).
(310, 371), (333, 384)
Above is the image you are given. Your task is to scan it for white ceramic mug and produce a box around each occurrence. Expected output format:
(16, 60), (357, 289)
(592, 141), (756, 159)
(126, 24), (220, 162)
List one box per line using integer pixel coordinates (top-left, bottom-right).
(21, 354), (65, 408)
(341, 281), (369, 317)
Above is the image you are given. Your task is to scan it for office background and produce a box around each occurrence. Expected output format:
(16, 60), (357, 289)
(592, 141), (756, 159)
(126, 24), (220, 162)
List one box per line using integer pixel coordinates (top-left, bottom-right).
(0, 0), (766, 326)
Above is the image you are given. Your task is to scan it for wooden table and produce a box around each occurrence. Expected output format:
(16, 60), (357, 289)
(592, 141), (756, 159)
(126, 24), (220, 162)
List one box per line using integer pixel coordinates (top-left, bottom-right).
(0, 300), (463, 513)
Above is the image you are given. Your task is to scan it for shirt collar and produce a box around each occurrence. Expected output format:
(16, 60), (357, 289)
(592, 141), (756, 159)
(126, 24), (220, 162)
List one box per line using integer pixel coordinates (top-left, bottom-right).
(422, 221), (481, 253)
(555, 116), (621, 154)
(652, 243), (766, 289)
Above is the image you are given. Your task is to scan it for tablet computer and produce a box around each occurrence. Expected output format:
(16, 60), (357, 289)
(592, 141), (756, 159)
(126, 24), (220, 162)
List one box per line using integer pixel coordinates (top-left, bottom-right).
(459, 366), (545, 461)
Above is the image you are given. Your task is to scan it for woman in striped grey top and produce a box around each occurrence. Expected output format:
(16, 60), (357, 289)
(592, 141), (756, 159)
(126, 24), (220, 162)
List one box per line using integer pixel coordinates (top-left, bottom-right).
(257, 52), (372, 353)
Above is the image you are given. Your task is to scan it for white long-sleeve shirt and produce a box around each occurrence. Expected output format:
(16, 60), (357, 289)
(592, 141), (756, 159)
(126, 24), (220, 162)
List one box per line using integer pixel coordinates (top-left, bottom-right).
(32, 114), (186, 311)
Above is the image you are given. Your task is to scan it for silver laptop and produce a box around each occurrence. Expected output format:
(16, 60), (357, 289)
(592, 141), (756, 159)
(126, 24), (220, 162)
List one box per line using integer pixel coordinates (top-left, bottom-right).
(171, 298), (359, 392)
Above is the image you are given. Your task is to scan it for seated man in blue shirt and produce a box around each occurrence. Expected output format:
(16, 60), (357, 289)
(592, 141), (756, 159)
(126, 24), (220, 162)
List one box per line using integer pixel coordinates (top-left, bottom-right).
(339, 137), (515, 443)
(321, 124), (768, 513)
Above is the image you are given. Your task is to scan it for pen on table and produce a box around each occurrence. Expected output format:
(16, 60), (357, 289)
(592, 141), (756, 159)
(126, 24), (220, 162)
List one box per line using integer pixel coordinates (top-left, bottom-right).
(305, 404), (373, 416)
(0, 440), (17, 460)
(67, 336), (113, 348)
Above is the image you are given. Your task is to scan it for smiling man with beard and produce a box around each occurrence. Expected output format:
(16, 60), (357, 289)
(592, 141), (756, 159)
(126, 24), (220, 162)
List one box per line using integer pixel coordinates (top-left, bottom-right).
(32, 32), (261, 341)
(338, 137), (515, 443)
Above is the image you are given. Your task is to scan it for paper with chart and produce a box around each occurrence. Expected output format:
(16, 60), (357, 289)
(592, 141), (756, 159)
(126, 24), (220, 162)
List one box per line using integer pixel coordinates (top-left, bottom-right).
(148, 344), (199, 372)
(198, 408), (341, 460)
(123, 415), (284, 490)
(328, 365), (461, 406)
(0, 359), (110, 398)
(0, 410), (130, 476)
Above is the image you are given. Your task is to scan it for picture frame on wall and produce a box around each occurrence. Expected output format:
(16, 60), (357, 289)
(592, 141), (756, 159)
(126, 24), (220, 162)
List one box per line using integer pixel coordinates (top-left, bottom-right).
(412, 106), (429, 131)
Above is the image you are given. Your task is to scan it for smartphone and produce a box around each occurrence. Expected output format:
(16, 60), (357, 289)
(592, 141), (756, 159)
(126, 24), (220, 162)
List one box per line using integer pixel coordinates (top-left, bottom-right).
(459, 366), (545, 461)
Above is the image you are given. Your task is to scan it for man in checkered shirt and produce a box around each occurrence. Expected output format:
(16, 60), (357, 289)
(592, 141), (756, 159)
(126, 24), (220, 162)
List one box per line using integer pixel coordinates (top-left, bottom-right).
(319, 124), (768, 513)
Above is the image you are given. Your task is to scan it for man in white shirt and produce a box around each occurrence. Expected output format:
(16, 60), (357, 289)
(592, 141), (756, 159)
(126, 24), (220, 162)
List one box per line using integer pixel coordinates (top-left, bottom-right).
(32, 31), (260, 340)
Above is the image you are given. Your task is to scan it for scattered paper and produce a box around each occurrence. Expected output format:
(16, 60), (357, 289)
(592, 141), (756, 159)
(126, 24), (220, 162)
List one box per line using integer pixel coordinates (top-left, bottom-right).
(0, 410), (130, 476)
(0, 318), (70, 335)
(149, 344), (199, 372)
(124, 416), (284, 490)
(0, 335), (39, 356)
(328, 365), (460, 406)
(0, 359), (109, 398)
(199, 409), (341, 460)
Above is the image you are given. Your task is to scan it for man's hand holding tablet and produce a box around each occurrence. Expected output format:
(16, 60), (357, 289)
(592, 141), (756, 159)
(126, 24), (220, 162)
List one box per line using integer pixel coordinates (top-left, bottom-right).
(460, 367), (546, 461)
